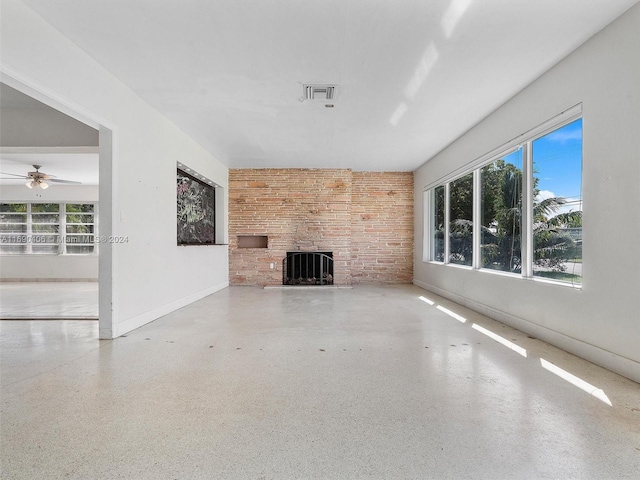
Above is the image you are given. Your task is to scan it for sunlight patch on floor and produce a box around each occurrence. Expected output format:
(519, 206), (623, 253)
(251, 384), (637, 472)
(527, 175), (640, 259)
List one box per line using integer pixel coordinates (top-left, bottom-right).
(472, 323), (527, 358)
(436, 305), (467, 323)
(540, 358), (612, 406)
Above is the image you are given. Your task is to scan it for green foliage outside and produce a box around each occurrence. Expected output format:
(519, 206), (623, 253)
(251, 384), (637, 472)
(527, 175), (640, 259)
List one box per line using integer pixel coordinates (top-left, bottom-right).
(449, 173), (473, 265)
(66, 204), (95, 245)
(481, 159), (523, 272)
(433, 159), (582, 279)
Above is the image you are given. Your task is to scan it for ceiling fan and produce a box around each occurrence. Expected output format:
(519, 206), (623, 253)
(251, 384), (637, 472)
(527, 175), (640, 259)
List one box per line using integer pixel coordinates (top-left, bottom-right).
(0, 164), (81, 189)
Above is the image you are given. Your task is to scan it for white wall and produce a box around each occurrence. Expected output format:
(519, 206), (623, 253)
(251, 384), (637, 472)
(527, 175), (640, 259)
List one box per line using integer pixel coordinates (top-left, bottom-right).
(0, 256), (98, 281)
(0, 185), (99, 280)
(1, 1), (229, 337)
(1, 105), (99, 147)
(0, 185), (98, 203)
(414, 4), (640, 382)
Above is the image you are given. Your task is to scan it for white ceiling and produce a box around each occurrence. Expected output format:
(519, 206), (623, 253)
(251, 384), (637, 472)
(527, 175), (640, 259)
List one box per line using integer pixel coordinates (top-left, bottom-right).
(0, 152), (99, 186)
(17, 0), (640, 171)
(0, 84), (99, 186)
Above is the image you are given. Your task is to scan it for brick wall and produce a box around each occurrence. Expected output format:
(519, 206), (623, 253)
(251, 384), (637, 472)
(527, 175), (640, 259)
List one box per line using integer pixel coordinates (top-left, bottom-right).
(229, 168), (413, 286)
(351, 172), (414, 284)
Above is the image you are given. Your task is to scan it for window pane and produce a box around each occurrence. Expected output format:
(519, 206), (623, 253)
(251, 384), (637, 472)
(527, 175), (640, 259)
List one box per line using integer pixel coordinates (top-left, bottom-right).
(31, 203), (60, 213)
(66, 214), (94, 224)
(32, 224), (59, 234)
(432, 186), (445, 261)
(0, 235), (27, 245)
(0, 213), (27, 223)
(31, 235), (59, 244)
(66, 204), (94, 213)
(0, 224), (27, 233)
(32, 214), (59, 224)
(0, 203), (27, 213)
(449, 173), (473, 266)
(32, 245), (59, 254)
(532, 119), (583, 284)
(65, 234), (94, 244)
(481, 150), (523, 273)
(66, 224), (95, 234)
(66, 245), (95, 254)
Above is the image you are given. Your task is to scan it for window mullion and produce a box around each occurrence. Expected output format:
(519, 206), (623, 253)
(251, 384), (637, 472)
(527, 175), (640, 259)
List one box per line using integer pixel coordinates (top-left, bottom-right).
(472, 169), (481, 269)
(60, 203), (66, 255)
(444, 183), (450, 264)
(522, 142), (533, 278)
(26, 204), (33, 254)
(423, 191), (430, 262)
(94, 203), (99, 255)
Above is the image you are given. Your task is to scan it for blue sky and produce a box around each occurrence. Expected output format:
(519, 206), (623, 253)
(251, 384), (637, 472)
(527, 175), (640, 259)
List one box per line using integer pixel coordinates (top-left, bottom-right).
(532, 118), (583, 211)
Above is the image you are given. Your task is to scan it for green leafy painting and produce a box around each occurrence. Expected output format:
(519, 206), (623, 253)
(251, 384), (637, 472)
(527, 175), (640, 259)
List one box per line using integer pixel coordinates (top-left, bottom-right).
(177, 169), (215, 245)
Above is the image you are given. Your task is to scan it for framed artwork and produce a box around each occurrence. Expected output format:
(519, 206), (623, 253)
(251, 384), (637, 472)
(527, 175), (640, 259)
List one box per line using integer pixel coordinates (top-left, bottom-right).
(177, 168), (215, 245)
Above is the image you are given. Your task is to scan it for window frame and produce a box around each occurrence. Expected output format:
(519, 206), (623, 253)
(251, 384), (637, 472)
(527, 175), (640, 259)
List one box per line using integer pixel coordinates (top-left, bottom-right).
(29, 203), (62, 254)
(0, 202), (98, 256)
(422, 105), (583, 287)
(64, 203), (98, 255)
(448, 172), (474, 267)
(478, 147), (524, 275)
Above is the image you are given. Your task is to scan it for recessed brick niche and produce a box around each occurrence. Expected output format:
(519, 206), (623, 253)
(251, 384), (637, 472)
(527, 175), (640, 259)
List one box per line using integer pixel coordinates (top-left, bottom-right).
(229, 169), (413, 286)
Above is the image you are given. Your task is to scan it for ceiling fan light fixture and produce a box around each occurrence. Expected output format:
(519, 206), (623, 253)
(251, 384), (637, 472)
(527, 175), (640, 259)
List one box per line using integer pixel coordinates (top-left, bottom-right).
(25, 179), (49, 189)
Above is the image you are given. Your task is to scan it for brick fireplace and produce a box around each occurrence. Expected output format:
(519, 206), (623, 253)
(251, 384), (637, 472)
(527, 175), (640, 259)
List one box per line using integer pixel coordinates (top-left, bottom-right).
(229, 169), (413, 286)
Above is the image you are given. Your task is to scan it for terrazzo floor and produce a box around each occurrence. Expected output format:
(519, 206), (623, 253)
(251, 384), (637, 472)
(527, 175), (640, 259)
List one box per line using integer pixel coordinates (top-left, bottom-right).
(1, 285), (639, 479)
(0, 282), (98, 319)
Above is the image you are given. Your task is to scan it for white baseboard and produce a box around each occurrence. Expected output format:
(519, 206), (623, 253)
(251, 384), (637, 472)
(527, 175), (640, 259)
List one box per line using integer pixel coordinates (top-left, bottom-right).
(113, 281), (229, 338)
(413, 279), (640, 384)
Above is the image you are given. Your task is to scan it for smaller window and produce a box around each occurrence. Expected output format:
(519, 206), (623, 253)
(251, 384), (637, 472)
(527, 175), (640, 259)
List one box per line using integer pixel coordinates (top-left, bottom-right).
(66, 204), (96, 254)
(432, 186), (445, 262)
(449, 173), (473, 266)
(0, 203), (28, 254)
(31, 204), (61, 254)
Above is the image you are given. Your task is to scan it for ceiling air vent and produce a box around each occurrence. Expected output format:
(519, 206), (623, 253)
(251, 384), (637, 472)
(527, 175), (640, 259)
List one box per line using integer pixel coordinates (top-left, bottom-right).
(303, 84), (337, 101)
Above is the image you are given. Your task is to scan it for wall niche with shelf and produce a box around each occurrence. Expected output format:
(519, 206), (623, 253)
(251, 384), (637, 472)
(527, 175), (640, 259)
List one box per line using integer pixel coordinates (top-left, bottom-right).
(237, 235), (268, 249)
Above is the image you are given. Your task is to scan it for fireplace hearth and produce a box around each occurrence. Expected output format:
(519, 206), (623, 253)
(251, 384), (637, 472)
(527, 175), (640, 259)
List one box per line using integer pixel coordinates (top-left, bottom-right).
(283, 252), (334, 286)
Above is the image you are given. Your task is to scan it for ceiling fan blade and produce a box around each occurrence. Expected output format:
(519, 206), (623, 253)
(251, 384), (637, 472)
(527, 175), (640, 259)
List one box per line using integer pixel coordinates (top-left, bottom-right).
(48, 178), (82, 185)
(28, 172), (56, 179)
(0, 172), (29, 178)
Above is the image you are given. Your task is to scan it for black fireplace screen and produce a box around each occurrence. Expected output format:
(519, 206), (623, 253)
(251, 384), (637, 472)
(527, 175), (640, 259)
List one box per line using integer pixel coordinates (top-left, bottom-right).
(283, 252), (333, 285)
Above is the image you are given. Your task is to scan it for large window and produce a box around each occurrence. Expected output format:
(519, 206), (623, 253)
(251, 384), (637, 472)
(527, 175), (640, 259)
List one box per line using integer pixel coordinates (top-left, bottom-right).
(0, 203), (97, 255)
(426, 113), (582, 286)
